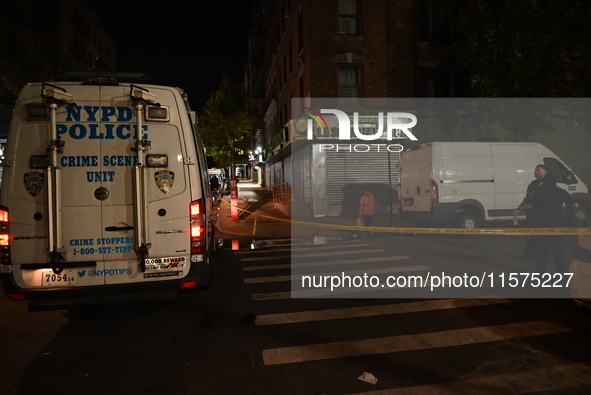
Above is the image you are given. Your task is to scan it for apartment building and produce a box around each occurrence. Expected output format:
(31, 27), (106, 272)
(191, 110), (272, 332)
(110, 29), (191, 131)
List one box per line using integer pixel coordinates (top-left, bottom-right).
(246, 0), (467, 217)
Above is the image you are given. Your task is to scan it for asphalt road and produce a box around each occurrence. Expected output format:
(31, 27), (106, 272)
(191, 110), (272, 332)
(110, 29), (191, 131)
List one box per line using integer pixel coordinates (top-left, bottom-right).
(2, 233), (591, 394)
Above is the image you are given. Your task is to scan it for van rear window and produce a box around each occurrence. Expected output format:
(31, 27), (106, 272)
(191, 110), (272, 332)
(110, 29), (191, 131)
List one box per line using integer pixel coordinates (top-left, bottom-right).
(25, 104), (49, 121)
(145, 106), (169, 122)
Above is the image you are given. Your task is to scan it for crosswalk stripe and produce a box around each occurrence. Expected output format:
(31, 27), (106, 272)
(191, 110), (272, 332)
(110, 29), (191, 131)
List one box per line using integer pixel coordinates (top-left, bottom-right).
(240, 255), (291, 262)
(244, 265), (430, 284)
(243, 255), (412, 271)
(244, 263), (291, 271)
(292, 249), (384, 259)
(235, 243), (371, 255)
(292, 255), (412, 268)
(240, 248), (384, 262)
(262, 320), (570, 365)
(251, 291), (291, 301)
(255, 297), (511, 325)
(349, 363), (591, 394)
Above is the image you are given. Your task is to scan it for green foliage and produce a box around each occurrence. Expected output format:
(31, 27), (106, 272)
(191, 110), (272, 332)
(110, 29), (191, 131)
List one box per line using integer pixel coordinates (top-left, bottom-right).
(457, 0), (591, 98)
(197, 74), (261, 170)
(1, 54), (59, 100)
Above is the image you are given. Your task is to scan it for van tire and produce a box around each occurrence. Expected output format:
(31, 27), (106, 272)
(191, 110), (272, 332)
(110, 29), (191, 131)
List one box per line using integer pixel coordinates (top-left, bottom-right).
(454, 209), (481, 229)
(567, 202), (591, 227)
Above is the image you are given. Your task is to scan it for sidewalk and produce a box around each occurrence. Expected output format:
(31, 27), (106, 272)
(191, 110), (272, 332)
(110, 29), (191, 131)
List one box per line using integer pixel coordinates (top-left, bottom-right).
(214, 181), (415, 240)
(214, 182), (292, 240)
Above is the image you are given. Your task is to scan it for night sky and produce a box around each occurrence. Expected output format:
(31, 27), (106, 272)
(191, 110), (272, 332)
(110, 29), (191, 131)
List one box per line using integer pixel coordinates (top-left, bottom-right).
(86, 1), (253, 110)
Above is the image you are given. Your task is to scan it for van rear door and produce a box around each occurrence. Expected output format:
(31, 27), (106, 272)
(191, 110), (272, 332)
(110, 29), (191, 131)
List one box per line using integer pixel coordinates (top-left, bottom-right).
(4, 83), (106, 290)
(94, 85), (194, 285)
(400, 144), (434, 216)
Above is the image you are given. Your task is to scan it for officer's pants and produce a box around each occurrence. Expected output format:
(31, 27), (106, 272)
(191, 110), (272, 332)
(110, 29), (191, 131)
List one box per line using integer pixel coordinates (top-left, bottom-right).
(532, 235), (566, 273)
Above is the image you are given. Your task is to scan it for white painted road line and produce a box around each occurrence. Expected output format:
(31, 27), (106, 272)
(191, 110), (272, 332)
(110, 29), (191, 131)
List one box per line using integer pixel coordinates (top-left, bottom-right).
(240, 249), (384, 262)
(255, 297), (511, 325)
(262, 320), (570, 365)
(244, 265), (430, 284)
(251, 291), (291, 301)
(243, 255), (413, 271)
(235, 243), (371, 255)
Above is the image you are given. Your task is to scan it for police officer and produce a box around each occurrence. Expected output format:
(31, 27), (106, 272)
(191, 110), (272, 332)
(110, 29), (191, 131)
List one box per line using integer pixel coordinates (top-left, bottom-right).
(518, 173), (579, 273)
(513, 164), (547, 259)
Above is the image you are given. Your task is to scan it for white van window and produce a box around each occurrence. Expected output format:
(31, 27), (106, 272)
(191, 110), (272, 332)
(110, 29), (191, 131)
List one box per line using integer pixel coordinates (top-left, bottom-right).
(543, 157), (578, 185)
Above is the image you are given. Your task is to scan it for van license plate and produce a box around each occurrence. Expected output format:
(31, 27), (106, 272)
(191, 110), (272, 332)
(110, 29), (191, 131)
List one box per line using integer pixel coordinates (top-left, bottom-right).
(41, 269), (77, 286)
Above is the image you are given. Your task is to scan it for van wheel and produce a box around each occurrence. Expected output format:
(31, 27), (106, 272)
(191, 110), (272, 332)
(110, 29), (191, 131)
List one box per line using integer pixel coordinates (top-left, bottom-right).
(454, 209), (481, 229)
(567, 202), (591, 227)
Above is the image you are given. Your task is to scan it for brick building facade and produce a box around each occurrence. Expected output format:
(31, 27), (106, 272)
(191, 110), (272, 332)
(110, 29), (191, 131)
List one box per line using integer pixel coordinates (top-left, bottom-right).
(246, 0), (468, 215)
(0, 0), (115, 138)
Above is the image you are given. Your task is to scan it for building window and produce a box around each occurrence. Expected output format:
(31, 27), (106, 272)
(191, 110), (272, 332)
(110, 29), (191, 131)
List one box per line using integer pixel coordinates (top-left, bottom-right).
(416, 2), (464, 43)
(298, 8), (304, 52)
(299, 75), (305, 98)
(338, 66), (361, 104)
(338, 0), (359, 35)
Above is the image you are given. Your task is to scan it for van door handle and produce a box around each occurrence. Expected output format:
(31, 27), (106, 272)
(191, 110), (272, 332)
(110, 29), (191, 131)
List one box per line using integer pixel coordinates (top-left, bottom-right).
(105, 226), (134, 232)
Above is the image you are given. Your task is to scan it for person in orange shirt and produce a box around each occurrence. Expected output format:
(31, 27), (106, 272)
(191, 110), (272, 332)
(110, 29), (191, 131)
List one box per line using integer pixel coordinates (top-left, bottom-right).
(359, 188), (377, 227)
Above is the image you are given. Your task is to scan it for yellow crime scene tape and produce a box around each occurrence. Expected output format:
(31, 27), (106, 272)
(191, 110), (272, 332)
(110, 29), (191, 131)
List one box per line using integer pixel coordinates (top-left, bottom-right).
(218, 197), (591, 236)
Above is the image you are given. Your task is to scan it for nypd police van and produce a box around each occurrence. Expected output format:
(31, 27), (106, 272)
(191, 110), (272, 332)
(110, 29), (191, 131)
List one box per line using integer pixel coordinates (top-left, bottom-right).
(0, 77), (214, 310)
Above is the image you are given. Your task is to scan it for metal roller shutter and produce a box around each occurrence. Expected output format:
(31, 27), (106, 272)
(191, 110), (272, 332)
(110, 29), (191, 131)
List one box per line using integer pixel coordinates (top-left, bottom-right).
(291, 147), (303, 204)
(284, 156), (292, 189)
(325, 147), (399, 216)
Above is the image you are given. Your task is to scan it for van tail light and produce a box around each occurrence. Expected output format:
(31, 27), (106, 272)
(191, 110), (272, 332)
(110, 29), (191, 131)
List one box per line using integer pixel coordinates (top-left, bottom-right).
(0, 206), (11, 266)
(430, 179), (439, 204)
(190, 200), (205, 255)
(573, 244), (591, 263)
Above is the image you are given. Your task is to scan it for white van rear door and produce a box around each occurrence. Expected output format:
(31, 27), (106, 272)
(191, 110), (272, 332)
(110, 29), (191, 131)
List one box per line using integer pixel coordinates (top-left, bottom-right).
(96, 86), (193, 285)
(400, 145), (433, 213)
(8, 84), (106, 289)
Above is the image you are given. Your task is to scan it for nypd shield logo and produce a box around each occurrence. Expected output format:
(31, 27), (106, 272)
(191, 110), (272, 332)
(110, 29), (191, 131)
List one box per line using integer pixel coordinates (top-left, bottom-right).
(155, 170), (175, 194)
(24, 172), (44, 197)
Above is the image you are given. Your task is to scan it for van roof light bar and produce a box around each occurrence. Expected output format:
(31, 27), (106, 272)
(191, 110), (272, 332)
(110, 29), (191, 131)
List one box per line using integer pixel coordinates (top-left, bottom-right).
(130, 85), (160, 106)
(54, 70), (150, 81)
(41, 83), (76, 106)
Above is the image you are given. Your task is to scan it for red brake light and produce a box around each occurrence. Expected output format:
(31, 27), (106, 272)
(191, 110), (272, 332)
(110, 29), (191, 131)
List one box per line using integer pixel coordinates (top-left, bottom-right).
(430, 179), (439, 203)
(190, 200), (204, 254)
(191, 226), (202, 238)
(0, 206), (10, 265)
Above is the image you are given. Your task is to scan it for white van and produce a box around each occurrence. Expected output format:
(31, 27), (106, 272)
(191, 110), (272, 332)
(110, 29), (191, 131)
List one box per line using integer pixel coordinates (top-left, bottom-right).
(0, 78), (214, 310)
(399, 142), (590, 228)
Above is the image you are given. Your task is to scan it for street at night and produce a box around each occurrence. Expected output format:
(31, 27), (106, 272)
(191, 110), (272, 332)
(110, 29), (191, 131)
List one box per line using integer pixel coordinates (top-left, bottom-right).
(2, 227), (591, 394)
(1, 1), (591, 394)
